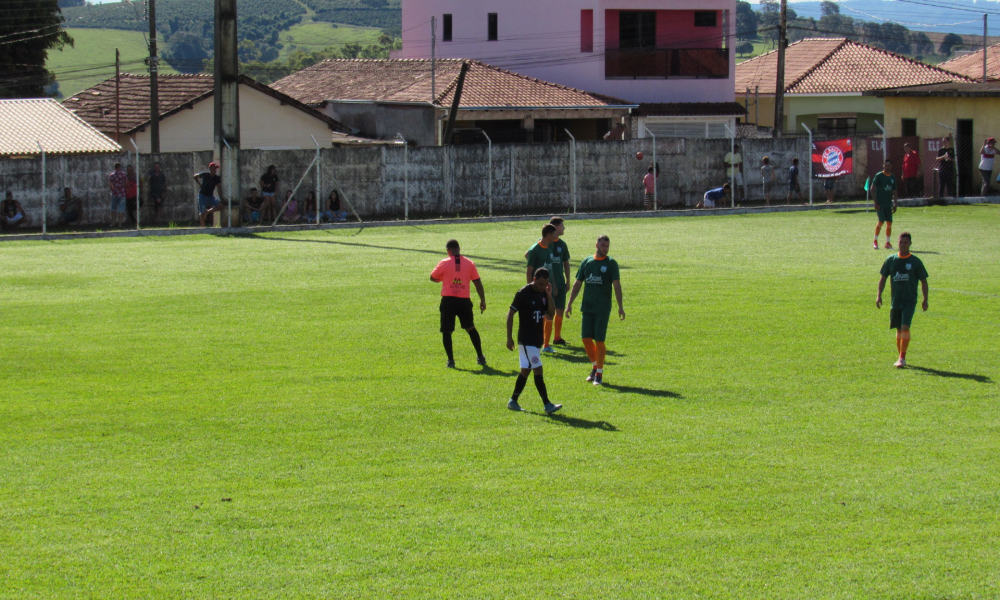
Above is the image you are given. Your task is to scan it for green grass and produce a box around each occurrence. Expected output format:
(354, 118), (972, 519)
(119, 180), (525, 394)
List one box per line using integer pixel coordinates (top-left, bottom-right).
(47, 28), (181, 99)
(2, 207), (999, 598)
(278, 21), (383, 61)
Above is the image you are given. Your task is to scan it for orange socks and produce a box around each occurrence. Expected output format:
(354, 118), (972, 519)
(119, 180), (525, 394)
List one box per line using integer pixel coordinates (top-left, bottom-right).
(543, 319), (553, 347)
(595, 341), (606, 371)
(553, 314), (564, 341)
(899, 330), (910, 358)
(582, 338), (596, 365)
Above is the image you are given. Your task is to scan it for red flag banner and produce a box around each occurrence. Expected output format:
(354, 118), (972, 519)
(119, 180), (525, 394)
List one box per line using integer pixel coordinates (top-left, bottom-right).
(811, 139), (853, 178)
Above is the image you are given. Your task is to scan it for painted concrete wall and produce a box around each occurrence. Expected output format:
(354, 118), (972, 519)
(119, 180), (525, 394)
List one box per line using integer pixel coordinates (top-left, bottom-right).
(126, 85), (336, 153)
(736, 95), (884, 131)
(2, 137), (832, 229)
(398, 0), (736, 104)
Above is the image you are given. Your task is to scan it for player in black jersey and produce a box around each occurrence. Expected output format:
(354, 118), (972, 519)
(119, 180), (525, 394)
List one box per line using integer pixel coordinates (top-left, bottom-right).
(505, 268), (562, 414)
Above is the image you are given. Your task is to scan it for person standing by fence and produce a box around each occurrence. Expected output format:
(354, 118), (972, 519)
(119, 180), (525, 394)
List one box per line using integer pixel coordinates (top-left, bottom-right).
(979, 137), (996, 196)
(901, 143), (921, 199)
(936, 137), (956, 198)
(761, 156), (775, 206)
(193, 161), (223, 227)
(108, 162), (127, 228)
(724, 144), (746, 204)
(146, 162), (167, 224)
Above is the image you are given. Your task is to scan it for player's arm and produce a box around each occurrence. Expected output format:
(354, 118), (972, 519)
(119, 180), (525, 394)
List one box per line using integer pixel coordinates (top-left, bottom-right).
(876, 275), (887, 308)
(613, 280), (626, 320)
(472, 278), (486, 313)
(920, 278), (929, 311)
(544, 286), (555, 320)
(565, 279), (583, 318)
(506, 308), (516, 350)
(563, 260), (571, 287)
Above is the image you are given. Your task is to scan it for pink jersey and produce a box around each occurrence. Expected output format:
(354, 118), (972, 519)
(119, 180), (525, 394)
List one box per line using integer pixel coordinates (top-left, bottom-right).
(431, 255), (480, 298)
(643, 172), (656, 194)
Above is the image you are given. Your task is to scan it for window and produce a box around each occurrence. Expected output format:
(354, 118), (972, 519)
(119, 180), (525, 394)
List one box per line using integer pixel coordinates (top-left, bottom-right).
(694, 11), (718, 27)
(817, 117), (857, 137)
(619, 11), (656, 50)
(580, 9), (593, 53)
(443, 14), (452, 42)
(488, 13), (497, 41)
(901, 118), (917, 137)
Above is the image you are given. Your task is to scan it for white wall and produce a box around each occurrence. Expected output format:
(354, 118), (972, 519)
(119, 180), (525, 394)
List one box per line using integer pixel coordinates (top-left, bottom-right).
(399, 0), (736, 104)
(130, 85), (335, 153)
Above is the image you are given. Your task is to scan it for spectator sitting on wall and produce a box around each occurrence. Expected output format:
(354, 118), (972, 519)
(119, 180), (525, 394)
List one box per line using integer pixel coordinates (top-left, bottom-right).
(902, 143), (921, 199)
(724, 144), (746, 204)
(193, 161), (223, 227)
(125, 164), (139, 224)
(260, 165), (279, 222)
(243, 187), (263, 225)
(322, 189), (348, 222)
(302, 190), (318, 223)
(58, 187), (82, 226)
(280, 190), (301, 224)
(1, 191), (28, 231)
(146, 162), (167, 224)
(696, 183), (731, 209)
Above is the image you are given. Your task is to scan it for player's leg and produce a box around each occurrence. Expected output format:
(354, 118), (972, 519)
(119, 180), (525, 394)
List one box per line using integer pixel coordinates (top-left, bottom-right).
(552, 287), (567, 345)
(895, 304), (916, 367)
(592, 313), (611, 385)
(581, 313), (598, 381)
(542, 316), (554, 353)
(874, 213), (884, 249)
(884, 212), (893, 248)
(440, 298), (457, 367)
(458, 299), (485, 365)
(508, 359), (531, 411)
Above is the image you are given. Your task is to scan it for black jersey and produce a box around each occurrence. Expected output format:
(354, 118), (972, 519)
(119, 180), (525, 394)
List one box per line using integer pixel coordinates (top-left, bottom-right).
(510, 284), (548, 348)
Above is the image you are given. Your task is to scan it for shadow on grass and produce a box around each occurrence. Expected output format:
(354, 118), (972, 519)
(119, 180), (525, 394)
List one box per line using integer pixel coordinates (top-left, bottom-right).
(528, 411), (619, 431)
(833, 209), (872, 214)
(908, 365), (993, 384)
(602, 383), (684, 398)
(459, 365), (518, 377)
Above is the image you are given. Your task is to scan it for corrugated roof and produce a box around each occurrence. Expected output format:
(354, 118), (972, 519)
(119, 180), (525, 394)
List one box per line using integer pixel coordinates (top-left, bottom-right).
(62, 73), (347, 135)
(938, 46), (1000, 81)
(736, 38), (970, 95)
(0, 98), (121, 156)
(271, 59), (635, 108)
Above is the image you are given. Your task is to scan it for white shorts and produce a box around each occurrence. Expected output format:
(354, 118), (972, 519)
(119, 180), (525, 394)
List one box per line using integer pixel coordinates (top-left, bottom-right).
(731, 172), (744, 186)
(702, 193), (716, 208)
(518, 345), (543, 370)
(7, 212), (22, 224)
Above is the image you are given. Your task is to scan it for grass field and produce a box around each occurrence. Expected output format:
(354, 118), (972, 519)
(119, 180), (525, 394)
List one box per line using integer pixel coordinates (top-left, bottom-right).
(278, 22), (383, 61)
(47, 28), (181, 100)
(2, 206), (999, 598)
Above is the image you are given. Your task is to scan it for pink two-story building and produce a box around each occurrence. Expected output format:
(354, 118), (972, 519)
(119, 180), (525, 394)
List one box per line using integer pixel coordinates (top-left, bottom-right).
(396, 0), (743, 137)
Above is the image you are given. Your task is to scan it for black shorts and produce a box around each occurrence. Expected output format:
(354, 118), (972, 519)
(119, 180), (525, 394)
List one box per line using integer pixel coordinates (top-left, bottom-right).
(440, 296), (474, 333)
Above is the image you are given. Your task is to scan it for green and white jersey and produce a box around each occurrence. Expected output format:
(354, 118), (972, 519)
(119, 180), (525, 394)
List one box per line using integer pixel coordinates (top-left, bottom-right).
(527, 240), (570, 290)
(880, 253), (928, 308)
(576, 255), (620, 314)
(872, 171), (897, 207)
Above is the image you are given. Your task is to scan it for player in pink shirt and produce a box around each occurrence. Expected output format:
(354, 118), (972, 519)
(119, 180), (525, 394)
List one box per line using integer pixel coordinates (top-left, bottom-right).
(430, 239), (487, 368)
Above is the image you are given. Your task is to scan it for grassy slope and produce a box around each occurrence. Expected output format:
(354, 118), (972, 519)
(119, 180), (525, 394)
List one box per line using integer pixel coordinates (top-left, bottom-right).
(278, 21), (383, 61)
(47, 28), (181, 99)
(1, 207), (998, 598)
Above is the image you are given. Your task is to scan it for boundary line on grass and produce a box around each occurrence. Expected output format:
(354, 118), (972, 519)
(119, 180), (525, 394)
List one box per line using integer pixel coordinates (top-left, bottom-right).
(1, 197), (997, 243)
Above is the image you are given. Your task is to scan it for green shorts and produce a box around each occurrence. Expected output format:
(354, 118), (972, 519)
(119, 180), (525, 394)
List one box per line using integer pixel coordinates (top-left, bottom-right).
(889, 302), (916, 330)
(553, 286), (566, 311)
(876, 204), (894, 223)
(581, 311), (611, 342)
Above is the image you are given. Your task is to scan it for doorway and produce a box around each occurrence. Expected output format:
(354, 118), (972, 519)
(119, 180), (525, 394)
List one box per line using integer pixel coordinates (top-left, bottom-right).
(956, 119), (974, 196)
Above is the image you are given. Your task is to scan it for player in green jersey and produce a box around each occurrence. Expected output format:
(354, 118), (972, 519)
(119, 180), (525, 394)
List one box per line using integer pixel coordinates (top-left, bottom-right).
(876, 232), (929, 368)
(566, 235), (625, 386)
(525, 218), (571, 353)
(872, 159), (898, 250)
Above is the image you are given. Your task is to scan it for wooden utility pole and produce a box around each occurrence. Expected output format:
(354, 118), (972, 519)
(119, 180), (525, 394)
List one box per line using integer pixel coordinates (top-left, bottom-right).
(214, 0), (241, 212)
(773, 0), (787, 137)
(149, 0), (160, 153)
(115, 48), (121, 144)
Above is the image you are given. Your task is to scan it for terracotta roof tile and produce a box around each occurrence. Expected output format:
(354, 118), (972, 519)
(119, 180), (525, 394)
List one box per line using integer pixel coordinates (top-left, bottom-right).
(736, 38), (970, 95)
(271, 59), (635, 108)
(0, 98), (121, 156)
(938, 45), (1000, 81)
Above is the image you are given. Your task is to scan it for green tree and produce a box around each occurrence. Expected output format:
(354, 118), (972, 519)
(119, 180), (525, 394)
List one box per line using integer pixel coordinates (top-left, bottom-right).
(818, 13), (857, 40)
(736, 41), (755, 56)
(163, 31), (211, 74)
(820, 1), (840, 17)
(940, 33), (964, 56)
(759, 0), (796, 45)
(0, 0), (74, 98)
(736, 1), (758, 41)
(909, 32), (935, 57)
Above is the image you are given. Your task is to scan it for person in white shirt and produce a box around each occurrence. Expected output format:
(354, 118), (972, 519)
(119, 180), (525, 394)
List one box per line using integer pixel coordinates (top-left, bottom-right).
(979, 137), (996, 196)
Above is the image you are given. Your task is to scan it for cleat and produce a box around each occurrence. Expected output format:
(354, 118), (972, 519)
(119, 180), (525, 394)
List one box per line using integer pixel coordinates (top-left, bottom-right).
(476, 355), (487, 366)
(544, 402), (563, 414)
(508, 399), (524, 411)
(885, 242), (893, 250)
(552, 338), (568, 346)
(894, 358), (906, 369)
(585, 369), (597, 382)
(446, 360), (456, 368)
(593, 375), (604, 386)
(541, 346), (556, 354)
(873, 239), (879, 249)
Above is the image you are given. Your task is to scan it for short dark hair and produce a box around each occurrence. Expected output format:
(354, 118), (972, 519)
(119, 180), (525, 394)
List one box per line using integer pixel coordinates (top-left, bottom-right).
(114, 162), (122, 169)
(763, 156), (770, 164)
(723, 182), (732, 190)
(597, 234), (610, 243)
(549, 216), (564, 226)
(792, 158), (799, 165)
(542, 223), (557, 237)
(899, 231), (912, 242)
(533, 267), (550, 279)
(446, 239), (460, 250)
(648, 166), (655, 173)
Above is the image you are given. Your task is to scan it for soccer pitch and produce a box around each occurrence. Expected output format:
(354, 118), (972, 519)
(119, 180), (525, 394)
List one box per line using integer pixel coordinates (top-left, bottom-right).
(2, 206), (998, 598)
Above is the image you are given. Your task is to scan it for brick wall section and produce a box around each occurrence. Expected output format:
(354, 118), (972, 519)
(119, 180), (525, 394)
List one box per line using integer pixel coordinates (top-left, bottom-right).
(1, 138), (840, 228)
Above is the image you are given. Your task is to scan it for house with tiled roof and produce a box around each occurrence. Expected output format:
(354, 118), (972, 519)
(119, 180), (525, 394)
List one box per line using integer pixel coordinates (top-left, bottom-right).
(62, 74), (357, 153)
(938, 46), (1000, 82)
(0, 98), (120, 157)
(735, 38), (971, 136)
(270, 58), (638, 146)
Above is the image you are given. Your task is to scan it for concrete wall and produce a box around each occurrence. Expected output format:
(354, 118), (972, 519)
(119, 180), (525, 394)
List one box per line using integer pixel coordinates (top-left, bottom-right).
(2, 137), (830, 229)
(398, 0), (736, 104)
(736, 94), (885, 131)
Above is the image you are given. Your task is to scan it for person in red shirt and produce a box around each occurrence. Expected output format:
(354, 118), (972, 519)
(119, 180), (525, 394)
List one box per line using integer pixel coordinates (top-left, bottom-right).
(430, 239), (487, 368)
(901, 143), (921, 199)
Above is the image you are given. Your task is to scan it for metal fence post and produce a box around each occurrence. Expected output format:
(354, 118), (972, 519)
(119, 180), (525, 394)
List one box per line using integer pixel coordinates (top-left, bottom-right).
(37, 142), (46, 235)
(564, 129), (576, 213)
(396, 134), (408, 221)
(312, 135), (322, 225)
(221, 138), (232, 228)
(482, 131), (492, 217)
